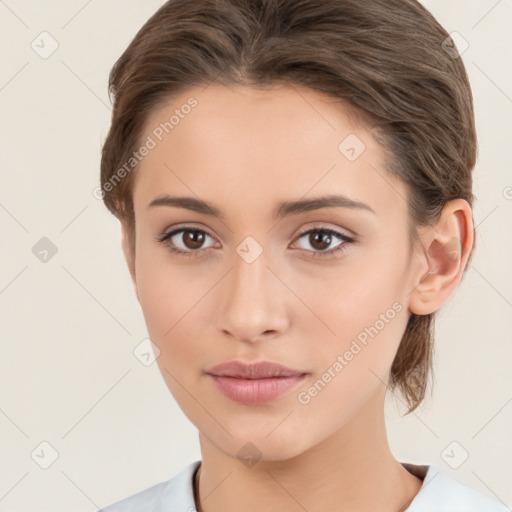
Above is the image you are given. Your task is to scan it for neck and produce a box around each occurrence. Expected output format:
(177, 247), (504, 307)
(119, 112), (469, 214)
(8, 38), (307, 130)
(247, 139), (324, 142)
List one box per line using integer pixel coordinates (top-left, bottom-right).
(194, 386), (423, 512)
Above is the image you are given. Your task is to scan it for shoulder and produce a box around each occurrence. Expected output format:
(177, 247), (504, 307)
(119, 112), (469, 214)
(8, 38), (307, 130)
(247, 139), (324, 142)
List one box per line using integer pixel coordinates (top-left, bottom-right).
(404, 463), (510, 512)
(97, 460), (200, 512)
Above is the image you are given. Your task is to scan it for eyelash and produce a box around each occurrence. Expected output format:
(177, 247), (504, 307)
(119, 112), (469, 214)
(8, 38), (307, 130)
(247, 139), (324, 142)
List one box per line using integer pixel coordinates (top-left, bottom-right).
(155, 225), (355, 260)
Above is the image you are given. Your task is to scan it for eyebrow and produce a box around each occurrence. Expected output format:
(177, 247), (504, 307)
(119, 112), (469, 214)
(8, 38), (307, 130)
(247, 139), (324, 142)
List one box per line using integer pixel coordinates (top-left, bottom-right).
(147, 193), (376, 220)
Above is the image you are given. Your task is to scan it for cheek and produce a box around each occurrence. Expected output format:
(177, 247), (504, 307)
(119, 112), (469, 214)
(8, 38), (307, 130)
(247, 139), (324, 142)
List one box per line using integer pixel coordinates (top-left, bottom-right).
(136, 262), (207, 406)
(299, 250), (406, 332)
(292, 280), (408, 438)
(134, 256), (204, 369)
(292, 252), (409, 381)
(135, 244), (204, 334)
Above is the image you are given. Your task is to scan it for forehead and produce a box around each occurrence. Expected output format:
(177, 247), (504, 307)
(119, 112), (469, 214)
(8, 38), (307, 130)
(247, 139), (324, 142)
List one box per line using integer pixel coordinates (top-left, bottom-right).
(133, 83), (407, 222)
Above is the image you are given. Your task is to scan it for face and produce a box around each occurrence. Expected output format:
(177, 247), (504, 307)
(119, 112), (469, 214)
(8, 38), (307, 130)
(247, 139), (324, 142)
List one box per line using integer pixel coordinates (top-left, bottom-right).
(126, 83), (422, 461)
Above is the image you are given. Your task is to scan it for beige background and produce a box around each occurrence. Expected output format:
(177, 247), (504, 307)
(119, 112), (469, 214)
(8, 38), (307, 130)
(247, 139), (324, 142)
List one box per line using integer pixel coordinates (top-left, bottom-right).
(0, 1), (511, 510)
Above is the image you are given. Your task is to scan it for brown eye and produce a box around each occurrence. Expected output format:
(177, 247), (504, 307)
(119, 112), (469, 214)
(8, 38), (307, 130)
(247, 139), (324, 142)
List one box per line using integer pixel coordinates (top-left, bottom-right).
(308, 230), (333, 251)
(156, 228), (216, 257)
(181, 230), (206, 250)
(294, 227), (355, 259)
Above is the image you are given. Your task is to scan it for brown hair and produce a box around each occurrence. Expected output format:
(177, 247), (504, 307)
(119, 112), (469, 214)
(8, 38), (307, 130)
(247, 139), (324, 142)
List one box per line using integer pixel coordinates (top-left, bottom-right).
(100, 0), (477, 414)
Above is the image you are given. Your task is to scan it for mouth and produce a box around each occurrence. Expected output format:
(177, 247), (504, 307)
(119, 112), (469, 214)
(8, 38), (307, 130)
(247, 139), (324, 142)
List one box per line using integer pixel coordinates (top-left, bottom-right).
(205, 360), (308, 404)
(205, 360), (306, 379)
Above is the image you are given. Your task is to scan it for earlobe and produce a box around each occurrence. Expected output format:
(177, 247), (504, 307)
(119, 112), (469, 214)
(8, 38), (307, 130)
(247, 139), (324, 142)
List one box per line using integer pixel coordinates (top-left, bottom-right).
(408, 199), (474, 316)
(120, 221), (139, 302)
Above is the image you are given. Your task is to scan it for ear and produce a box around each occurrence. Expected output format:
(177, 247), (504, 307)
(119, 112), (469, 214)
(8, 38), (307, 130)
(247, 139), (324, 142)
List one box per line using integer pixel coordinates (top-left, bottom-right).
(120, 221), (139, 303)
(408, 198), (474, 316)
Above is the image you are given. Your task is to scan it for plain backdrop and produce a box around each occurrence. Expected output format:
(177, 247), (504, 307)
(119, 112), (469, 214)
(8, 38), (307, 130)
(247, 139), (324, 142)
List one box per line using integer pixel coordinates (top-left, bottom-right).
(0, 1), (511, 511)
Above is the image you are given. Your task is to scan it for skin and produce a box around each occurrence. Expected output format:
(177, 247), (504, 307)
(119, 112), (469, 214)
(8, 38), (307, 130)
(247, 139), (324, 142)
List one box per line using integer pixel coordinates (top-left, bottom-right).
(120, 82), (473, 512)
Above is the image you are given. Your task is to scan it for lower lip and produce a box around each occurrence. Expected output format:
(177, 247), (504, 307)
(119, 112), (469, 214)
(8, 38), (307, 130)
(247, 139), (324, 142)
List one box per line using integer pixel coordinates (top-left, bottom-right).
(208, 374), (307, 404)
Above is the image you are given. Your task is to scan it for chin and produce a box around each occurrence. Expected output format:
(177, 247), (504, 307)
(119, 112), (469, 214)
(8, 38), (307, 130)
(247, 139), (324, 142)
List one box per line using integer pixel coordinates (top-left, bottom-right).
(212, 425), (312, 464)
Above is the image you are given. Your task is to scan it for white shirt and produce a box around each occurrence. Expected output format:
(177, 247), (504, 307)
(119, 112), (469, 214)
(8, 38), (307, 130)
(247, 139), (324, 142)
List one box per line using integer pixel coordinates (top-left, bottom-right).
(98, 460), (511, 512)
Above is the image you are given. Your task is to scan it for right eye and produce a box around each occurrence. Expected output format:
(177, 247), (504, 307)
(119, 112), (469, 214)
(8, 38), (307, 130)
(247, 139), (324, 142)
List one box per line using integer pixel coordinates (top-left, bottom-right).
(155, 227), (218, 257)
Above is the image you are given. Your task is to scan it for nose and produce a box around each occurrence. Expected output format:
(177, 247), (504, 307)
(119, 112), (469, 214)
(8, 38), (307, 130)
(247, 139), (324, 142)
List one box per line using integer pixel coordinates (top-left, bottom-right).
(216, 248), (290, 344)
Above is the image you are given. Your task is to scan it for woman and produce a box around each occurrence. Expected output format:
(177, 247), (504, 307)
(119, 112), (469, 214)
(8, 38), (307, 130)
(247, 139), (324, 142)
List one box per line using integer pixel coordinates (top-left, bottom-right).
(96, 0), (510, 510)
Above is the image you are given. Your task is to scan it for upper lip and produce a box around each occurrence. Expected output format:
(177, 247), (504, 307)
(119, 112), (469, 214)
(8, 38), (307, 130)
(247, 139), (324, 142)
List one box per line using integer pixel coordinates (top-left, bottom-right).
(206, 360), (306, 379)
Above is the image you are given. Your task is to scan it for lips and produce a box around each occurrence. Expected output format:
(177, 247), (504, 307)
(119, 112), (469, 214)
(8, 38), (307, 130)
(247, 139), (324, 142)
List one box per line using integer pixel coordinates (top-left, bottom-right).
(206, 360), (306, 379)
(205, 360), (308, 404)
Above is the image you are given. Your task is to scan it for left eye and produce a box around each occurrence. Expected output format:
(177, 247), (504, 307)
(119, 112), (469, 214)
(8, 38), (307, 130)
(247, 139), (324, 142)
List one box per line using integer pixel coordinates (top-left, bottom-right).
(156, 226), (354, 259)
(293, 227), (354, 258)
